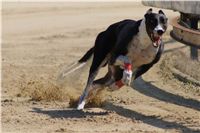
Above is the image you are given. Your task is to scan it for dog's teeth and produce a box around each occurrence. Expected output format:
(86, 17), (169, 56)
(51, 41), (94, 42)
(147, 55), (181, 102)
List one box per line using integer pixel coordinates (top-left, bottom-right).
(153, 42), (157, 47)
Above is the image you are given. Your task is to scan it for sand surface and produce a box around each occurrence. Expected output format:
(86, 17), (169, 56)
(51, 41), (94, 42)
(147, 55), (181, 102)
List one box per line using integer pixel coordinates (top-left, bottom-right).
(2, 2), (200, 133)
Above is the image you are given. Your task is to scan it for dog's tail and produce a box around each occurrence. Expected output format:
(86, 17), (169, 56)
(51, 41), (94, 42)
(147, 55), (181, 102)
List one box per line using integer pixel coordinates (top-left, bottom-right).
(57, 47), (94, 81)
(78, 47), (94, 63)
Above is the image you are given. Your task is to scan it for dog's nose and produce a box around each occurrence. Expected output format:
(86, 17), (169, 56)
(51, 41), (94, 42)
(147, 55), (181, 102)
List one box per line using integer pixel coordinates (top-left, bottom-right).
(157, 30), (164, 35)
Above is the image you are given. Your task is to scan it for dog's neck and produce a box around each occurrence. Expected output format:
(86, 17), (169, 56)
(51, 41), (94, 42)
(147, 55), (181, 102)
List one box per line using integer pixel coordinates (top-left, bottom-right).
(136, 18), (153, 49)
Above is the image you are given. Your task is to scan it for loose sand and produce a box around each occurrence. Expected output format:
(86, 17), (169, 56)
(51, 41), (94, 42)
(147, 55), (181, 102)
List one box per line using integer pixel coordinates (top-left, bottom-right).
(2, 2), (200, 133)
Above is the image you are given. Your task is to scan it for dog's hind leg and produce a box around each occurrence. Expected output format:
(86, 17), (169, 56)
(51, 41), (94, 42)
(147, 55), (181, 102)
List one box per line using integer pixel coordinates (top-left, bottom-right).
(86, 71), (113, 100)
(77, 30), (114, 110)
(77, 56), (108, 110)
(77, 71), (98, 110)
(78, 71), (115, 109)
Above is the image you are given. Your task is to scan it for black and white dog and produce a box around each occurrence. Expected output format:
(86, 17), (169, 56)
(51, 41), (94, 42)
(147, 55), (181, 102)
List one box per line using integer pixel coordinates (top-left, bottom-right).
(74, 8), (168, 110)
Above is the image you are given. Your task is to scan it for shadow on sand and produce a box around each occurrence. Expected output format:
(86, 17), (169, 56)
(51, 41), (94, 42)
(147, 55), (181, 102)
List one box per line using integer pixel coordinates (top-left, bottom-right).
(132, 77), (200, 111)
(32, 107), (108, 119)
(32, 102), (199, 133)
(31, 76), (200, 133)
(103, 102), (200, 133)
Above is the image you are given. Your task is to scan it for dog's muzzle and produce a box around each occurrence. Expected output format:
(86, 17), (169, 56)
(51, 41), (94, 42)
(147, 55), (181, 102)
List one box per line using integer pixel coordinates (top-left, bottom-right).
(151, 25), (164, 47)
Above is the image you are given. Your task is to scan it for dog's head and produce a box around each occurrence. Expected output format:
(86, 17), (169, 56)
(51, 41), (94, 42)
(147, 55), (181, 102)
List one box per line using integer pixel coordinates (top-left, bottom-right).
(144, 8), (168, 47)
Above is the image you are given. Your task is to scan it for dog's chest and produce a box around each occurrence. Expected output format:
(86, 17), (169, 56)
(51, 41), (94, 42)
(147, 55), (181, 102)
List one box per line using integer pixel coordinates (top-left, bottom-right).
(126, 35), (158, 69)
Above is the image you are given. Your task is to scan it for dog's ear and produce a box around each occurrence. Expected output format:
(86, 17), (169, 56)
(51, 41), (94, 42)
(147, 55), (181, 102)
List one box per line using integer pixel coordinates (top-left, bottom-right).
(145, 8), (152, 18)
(158, 10), (165, 15)
(146, 8), (153, 14)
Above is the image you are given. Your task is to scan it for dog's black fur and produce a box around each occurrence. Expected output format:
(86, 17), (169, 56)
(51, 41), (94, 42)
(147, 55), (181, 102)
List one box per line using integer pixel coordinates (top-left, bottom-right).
(77, 9), (168, 109)
(79, 20), (143, 81)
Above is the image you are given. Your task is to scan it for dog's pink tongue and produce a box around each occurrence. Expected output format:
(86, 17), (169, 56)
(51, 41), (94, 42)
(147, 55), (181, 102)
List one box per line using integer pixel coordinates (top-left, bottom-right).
(153, 36), (161, 47)
(154, 36), (160, 42)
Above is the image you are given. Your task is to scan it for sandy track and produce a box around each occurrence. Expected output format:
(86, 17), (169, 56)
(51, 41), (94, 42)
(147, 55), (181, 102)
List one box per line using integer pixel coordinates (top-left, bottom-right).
(2, 2), (200, 133)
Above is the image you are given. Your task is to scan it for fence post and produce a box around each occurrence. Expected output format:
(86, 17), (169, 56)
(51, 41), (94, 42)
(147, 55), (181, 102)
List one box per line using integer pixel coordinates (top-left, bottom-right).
(189, 17), (199, 61)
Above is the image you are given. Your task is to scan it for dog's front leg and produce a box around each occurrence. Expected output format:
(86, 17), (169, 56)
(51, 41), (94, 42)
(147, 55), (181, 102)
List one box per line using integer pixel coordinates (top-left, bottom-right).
(114, 55), (133, 86)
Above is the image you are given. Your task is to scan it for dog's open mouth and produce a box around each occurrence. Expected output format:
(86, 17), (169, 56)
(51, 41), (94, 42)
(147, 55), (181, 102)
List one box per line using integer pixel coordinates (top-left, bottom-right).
(151, 34), (161, 47)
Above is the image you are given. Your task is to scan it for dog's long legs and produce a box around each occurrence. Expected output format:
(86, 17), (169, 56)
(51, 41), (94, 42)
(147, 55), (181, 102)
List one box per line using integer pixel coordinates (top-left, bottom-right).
(85, 66), (127, 100)
(86, 71), (113, 100)
(77, 30), (114, 110)
(77, 70), (98, 110)
(77, 56), (108, 110)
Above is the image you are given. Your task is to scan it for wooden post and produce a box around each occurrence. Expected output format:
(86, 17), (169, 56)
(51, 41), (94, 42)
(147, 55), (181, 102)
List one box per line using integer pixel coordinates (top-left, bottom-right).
(190, 17), (199, 61)
(190, 47), (198, 60)
(180, 13), (199, 61)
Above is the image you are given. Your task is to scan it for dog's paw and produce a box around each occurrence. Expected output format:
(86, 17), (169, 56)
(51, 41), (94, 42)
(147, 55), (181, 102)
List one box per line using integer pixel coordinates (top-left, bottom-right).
(122, 69), (132, 86)
(77, 101), (86, 110)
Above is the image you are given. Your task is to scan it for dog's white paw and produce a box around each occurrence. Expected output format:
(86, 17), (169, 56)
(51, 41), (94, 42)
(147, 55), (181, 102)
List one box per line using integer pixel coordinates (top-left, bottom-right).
(77, 101), (86, 110)
(122, 69), (132, 86)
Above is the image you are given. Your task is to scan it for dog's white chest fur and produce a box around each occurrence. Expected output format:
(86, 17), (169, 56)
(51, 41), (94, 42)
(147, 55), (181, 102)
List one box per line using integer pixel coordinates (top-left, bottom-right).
(127, 19), (158, 70)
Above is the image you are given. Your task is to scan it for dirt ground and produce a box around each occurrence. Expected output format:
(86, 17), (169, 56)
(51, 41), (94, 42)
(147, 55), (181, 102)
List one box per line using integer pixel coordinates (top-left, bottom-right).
(2, 2), (200, 133)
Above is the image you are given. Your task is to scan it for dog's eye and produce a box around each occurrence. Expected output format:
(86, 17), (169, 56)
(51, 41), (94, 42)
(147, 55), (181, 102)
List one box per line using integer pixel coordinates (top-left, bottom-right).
(150, 19), (156, 23)
(150, 19), (158, 27)
(159, 17), (165, 23)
